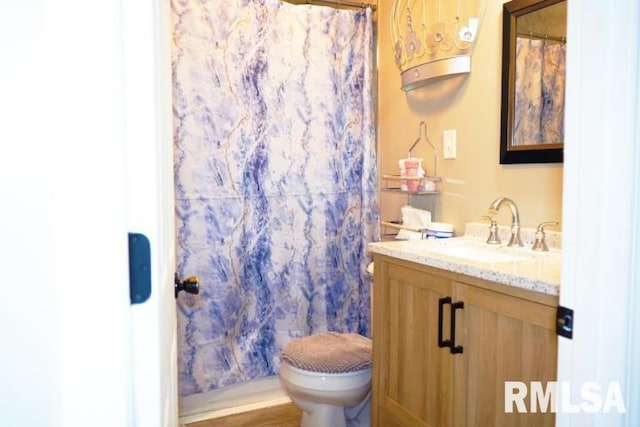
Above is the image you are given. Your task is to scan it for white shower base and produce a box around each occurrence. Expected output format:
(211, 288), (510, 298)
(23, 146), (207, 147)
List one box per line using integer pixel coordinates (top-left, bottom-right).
(178, 376), (290, 425)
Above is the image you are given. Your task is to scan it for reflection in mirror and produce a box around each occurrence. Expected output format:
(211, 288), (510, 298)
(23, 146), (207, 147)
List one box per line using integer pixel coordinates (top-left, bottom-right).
(500, 0), (567, 164)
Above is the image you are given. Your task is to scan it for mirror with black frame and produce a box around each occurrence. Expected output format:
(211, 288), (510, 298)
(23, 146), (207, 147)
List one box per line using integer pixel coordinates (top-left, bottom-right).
(500, 0), (567, 164)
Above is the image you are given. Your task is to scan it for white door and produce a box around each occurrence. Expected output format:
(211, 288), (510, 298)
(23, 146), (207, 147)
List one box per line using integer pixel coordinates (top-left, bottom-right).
(1, 1), (179, 426)
(558, 0), (639, 424)
(123, 1), (180, 426)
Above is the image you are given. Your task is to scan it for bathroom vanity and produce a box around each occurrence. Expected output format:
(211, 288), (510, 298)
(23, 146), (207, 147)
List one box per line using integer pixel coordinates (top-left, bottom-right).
(368, 234), (560, 426)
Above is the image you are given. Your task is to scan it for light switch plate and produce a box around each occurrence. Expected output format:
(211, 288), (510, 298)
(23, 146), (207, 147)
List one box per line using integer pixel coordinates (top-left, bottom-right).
(443, 129), (457, 159)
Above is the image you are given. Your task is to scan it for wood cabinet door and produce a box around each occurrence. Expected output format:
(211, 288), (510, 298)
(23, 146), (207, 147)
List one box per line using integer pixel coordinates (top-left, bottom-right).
(373, 259), (454, 427)
(452, 282), (557, 427)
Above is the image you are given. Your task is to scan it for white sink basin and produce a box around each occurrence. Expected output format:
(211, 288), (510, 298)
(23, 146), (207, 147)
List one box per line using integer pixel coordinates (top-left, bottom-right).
(409, 237), (534, 264)
(401, 237), (562, 284)
(422, 244), (529, 264)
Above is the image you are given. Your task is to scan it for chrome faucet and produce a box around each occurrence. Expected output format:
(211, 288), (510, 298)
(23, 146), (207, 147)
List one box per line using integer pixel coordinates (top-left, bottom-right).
(487, 197), (523, 247)
(481, 215), (501, 245)
(531, 221), (559, 251)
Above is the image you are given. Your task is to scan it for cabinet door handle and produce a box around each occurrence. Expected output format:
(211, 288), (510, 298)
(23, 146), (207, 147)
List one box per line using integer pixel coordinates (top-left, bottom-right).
(450, 301), (464, 354)
(438, 297), (452, 348)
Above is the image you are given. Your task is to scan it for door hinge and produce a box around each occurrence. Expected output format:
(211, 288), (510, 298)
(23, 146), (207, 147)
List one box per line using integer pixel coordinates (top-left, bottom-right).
(128, 233), (151, 305)
(556, 305), (574, 339)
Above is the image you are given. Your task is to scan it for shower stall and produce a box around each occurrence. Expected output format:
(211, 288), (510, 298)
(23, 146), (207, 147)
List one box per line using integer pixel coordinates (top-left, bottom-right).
(171, 0), (378, 419)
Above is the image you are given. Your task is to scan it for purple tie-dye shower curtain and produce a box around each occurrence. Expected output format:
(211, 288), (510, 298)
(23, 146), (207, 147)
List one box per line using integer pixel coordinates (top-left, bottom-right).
(171, 0), (378, 397)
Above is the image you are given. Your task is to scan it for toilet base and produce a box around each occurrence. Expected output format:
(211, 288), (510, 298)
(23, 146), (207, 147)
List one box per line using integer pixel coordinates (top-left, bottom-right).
(298, 395), (371, 427)
(345, 389), (371, 427)
(300, 403), (346, 427)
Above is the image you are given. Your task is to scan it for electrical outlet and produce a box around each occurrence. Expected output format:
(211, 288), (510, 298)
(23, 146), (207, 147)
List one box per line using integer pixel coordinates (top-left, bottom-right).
(443, 129), (457, 159)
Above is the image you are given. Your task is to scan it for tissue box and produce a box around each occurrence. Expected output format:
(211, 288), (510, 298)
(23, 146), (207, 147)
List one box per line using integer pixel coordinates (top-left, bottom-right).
(395, 206), (432, 240)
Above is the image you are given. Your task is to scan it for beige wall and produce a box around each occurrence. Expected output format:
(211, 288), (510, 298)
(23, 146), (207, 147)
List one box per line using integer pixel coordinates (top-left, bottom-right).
(376, 0), (563, 235)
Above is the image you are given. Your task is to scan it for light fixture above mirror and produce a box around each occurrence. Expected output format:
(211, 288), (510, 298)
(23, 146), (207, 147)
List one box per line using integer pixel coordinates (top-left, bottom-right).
(391, 0), (487, 90)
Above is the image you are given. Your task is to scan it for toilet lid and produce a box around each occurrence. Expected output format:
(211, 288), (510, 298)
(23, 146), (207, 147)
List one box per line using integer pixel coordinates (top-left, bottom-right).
(281, 332), (372, 374)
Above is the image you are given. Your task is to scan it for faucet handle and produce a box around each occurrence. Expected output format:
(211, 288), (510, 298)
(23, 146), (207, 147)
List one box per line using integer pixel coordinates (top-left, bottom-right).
(531, 221), (559, 252)
(481, 215), (501, 245)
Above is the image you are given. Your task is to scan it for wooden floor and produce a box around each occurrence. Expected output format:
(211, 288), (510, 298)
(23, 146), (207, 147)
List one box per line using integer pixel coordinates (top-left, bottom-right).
(184, 403), (302, 427)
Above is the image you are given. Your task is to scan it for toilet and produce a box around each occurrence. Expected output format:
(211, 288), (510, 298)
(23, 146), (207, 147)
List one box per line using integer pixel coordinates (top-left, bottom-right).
(280, 332), (372, 427)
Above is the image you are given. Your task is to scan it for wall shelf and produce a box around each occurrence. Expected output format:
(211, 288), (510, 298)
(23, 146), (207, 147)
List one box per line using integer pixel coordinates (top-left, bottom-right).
(380, 220), (429, 240)
(381, 174), (441, 195)
(380, 176), (440, 239)
(380, 121), (441, 240)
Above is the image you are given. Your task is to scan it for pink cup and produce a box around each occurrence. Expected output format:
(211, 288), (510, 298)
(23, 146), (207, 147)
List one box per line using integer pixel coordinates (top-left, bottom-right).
(404, 160), (420, 192)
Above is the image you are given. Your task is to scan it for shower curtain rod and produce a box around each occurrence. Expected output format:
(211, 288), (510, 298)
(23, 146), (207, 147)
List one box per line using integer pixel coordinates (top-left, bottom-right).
(282, 0), (377, 11)
(517, 30), (566, 43)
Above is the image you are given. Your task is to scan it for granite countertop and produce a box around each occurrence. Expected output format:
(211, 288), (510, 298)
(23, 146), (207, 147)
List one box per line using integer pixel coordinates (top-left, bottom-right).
(368, 225), (561, 296)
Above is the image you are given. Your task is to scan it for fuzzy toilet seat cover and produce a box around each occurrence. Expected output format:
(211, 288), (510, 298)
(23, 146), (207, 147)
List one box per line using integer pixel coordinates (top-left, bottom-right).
(281, 332), (372, 374)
